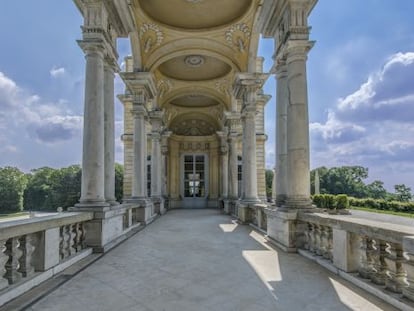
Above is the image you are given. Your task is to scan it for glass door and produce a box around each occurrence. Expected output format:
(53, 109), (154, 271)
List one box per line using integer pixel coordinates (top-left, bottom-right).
(182, 154), (208, 208)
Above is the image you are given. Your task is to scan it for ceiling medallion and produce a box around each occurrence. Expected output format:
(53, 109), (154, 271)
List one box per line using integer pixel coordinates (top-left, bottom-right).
(184, 55), (205, 68)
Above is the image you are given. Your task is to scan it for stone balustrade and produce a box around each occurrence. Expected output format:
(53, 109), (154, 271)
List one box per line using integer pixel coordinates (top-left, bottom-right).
(248, 203), (268, 232)
(0, 212), (94, 306)
(297, 212), (414, 309)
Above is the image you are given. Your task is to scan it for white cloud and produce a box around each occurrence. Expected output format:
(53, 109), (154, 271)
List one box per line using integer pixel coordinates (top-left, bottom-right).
(0, 71), (82, 144)
(50, 66), (66, 78)
(311, 52), (414, 189)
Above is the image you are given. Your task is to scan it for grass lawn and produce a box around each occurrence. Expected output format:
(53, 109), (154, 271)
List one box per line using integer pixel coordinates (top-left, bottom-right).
(350, 206), (414, 218)
(0, 211), (29, 219)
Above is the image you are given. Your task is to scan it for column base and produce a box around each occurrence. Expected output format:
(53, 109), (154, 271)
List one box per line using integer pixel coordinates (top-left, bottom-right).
(68, 204), (125, 253)
(124, 197), (155, 225)
(264, 207), (298, 252)
(152, 196), (166, 215)
(285, 196), (313, 210)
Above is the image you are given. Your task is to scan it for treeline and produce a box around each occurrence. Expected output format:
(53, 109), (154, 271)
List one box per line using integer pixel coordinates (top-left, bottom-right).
(311, 166), (412, 202)
(0, 165), (123, 213)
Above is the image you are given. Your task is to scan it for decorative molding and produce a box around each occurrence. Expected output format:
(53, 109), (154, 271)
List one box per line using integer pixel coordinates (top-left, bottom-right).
(185, 0), (204, 4)
(139, 23), (164, 53)
(157, 79), (173, 99)
(225, 23), (251, 53)
(179, 142), (210, 151)
(214, 79), (230, 96)
(184, 55), (205, 68)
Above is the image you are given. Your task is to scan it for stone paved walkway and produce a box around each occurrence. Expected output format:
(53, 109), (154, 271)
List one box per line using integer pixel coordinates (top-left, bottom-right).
(28, 209), (396, 311)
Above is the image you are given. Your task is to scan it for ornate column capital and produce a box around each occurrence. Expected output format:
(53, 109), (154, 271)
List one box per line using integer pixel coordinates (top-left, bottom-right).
(77, 40), (106, 58)
(131, 103), (148, 119)
(120, 72), (157, 103)
(232, 72), (269, 101)
(285, 40), (315, 64)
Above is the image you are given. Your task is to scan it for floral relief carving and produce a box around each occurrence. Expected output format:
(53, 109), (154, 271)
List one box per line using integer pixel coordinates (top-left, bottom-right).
(140, 23), (164, 53)
(225, 23), (251, 53)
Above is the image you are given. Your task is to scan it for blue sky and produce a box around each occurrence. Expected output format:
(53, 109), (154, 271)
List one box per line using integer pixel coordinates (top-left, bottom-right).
(0, 1), (413, 191)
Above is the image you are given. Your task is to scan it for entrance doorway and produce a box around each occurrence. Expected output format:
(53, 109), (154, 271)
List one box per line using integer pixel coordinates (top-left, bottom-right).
(182, 154), (208, 208)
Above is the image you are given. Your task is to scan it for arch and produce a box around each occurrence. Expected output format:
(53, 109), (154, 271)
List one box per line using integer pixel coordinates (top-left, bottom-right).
(144, 38), (242, 72)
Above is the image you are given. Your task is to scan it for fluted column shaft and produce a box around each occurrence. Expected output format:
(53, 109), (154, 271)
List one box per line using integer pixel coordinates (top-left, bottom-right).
(228, 135), (239, 199)
(104, 61), (117, 204)
(286, 43), (312, 208)
(241, 105), (259, 202)
(151, 133), (162, 197)
(221, 147), (229, 199)
(78, 44), (107, 206)
(275, 61), (288, 206)
(131, 105), (147, 199)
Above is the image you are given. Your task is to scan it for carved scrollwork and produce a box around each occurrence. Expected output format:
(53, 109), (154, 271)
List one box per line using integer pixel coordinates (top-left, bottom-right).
(140, 23), (164, 53)
(225, 23), (251, 53)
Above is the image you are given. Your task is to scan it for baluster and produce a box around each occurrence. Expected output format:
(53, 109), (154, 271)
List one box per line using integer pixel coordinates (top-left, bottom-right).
(318, 225), (327, 256)
(5, 237), (23, 284)
(385, 242), (409, 293)
(79, 222), (86, 250)
(68, 225), (76, 256)
(314, 224), (322, 255)
(359, 236), (375, 279)
(73, 223), (82, 252)
(18, 234), (36, 278)
(302, 223), (310, 250)
(324, 226), (333, 261)
(262, 212), (267, 231)
(308, 223), (315, 253)
(371, 239), (387, 285)
(60, 226), (70, 260)
(0, 240), (9, 290)
(402, 250), (414, 302)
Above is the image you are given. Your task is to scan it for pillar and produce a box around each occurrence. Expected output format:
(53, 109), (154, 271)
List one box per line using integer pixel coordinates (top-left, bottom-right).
(228, 133), (239, 200)
(149, 110), (165, 214)
(77, 42), (108, 208)
(285, 41), (313, 209)
(104, 60), (118, 205)
(131, 104), (148, 200)
(275, 60), (288, 207)
(241, 103), (259, 202)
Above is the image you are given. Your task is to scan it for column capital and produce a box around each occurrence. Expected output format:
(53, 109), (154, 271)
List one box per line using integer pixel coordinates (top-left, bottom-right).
(285, 40), (315, 64)
(120, 71), (157, 102)
(149, 131), (161, 142)
(131, 103), (148, 118)
(232, 72), (269, 100)
(77, 40), (106, 57)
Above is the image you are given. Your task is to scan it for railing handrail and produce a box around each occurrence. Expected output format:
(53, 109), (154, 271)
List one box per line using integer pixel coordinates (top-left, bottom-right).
(298, 212), (414, 244)
(0, 212), (94, 240)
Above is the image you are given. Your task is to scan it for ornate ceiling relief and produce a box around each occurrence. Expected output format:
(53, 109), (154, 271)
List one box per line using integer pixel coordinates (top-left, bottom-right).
(173, 119), (215, 136)
(225, 23), (251, 52)
(215, 79), (230, 96)
(184, 55), (205, 67)
(139, 23), (164, 53)
(157, 79), (173, 99)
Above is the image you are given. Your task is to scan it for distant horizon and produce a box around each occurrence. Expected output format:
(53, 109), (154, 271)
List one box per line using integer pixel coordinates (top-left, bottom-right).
(0, 0), (413, 192)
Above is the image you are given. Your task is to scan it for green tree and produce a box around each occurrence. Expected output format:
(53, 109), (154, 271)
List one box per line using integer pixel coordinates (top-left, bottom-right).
(394, 184), (412, 202)
(265, 169), (274, 200)
(323, 166), (368, 198)
(115, 163), (124, 202)
(366, 180), (387, 199)
(24, 167), (54, 211)
(0, 166), (28, 213)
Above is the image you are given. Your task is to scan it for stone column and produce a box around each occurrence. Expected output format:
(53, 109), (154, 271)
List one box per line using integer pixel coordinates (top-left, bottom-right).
(285, 41), (313, 209)
(217, 131), (229, 200)
(228, 133), (239, 200)
(275, 60), (288, 207)
(77, 42), (108, 208)
(241, 104), (259, 202)
(104, 59), (118, 205)
(161, 131), (172, 199)
(131, 104), (148, 200)
(149, 110), (164, 214)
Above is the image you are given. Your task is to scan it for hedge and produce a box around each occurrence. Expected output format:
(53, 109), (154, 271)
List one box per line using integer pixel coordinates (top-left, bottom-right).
(313, 195), (414, 213)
